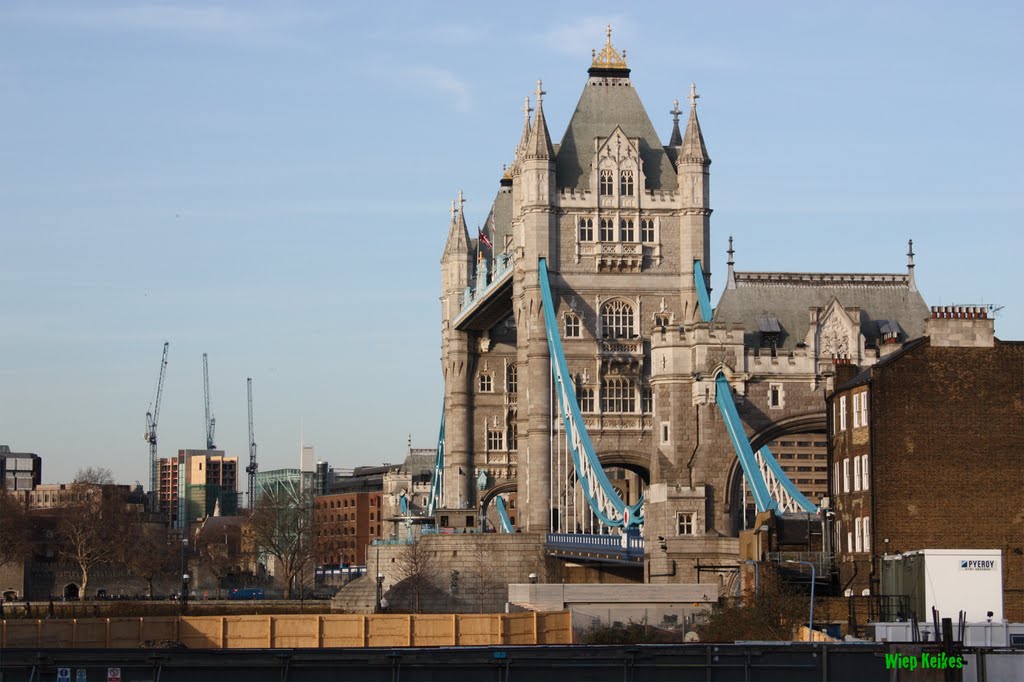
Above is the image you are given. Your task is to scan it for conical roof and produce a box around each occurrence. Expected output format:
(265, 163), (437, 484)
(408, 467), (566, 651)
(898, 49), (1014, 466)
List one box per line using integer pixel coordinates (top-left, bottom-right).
(524, 82), (553, 160)
(681, 84), (709, 163)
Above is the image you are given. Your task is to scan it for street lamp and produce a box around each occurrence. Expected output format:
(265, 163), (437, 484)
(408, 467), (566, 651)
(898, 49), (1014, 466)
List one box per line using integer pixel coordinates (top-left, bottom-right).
(180, 538), (189, 613)
(785, 559), (816, 641)
(742, 560), (760, 597)
(375, 573), (385, 613)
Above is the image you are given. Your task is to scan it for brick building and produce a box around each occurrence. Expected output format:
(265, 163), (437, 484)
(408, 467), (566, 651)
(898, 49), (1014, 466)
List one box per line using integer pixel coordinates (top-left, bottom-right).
(827, 307), (1024, 620)
(314, 491), (384, 567)
(159, 450), (239, 529)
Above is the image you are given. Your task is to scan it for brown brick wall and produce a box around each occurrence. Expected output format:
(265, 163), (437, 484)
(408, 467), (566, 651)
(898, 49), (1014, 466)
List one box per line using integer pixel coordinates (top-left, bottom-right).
(832, 341), (1023, 619)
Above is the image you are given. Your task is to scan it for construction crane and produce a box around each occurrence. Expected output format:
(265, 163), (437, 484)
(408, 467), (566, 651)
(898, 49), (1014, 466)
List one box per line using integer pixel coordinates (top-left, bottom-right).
(203, 353), (216, 449)
(144, 342), (169, 512)
(246, 377), (258, 509)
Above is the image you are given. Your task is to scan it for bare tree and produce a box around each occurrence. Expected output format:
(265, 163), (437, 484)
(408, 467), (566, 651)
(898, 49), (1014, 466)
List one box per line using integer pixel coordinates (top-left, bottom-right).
(73, 467), (114, 485)
(57, 486), (125, 598)
(468, 537), (499, 613)
(0, 493), (32, 571)
(696, 567), (810, 642)
(248, 487), (314, 599)
(391, 539), (439, 613)
(122, 522), (176, 599)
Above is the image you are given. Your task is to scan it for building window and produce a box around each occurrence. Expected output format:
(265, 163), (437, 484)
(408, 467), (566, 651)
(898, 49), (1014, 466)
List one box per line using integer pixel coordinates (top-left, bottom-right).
(487, 430), (504, 451)
(619, 218), (634, 241)
(565, 313), (581, 338)
(843, 458), (850, 493)
(839, 396), (847, 431)
(769, 383), (783, 409)
(861, 455), (869, 490)
(855, 517), (863, 553)
(863, 516), (871, 553)
(847, 530), (853, 554)
(676, 512), (696, 536)
(600, 170), (614, 196)
(620, 170), (634, 196)
(506, 364), (517, 394)
(577, 387), (595, 413)
(641, 386), (653, 413)
(578, 217), (594, 241)
(853, 394), (861, 428)
(479, 374), (493, 392)
(833, 462), (840, 495)
(508, 422), (518, 451)
(602, 377), (635, 413)
(853, 456), (862, 492)
(600, 300), (634, 338)
(599, 218), (615, 241)
(640, 218), (655, 242)
(660, 422), (670, 444)
(859, 391), (868, 426)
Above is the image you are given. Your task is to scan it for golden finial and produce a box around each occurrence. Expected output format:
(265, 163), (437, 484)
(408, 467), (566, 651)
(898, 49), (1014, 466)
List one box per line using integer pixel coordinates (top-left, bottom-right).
(591, 24), (628, 70)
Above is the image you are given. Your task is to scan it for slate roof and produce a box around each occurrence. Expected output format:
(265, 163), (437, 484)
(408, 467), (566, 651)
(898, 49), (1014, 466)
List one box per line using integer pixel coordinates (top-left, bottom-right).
(554, 74), (677, 191)
(713, 272), (930, 350)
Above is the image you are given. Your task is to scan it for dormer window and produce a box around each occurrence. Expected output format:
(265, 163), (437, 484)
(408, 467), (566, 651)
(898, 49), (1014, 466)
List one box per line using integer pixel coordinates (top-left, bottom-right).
(756, 315), (781, 351)
(620, 170), (634, 196)
(599, 170), (614, 196)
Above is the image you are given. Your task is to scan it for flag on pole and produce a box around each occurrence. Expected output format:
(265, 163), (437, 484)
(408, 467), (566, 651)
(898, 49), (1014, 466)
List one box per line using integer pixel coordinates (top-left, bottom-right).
(478, 226), (492, 249)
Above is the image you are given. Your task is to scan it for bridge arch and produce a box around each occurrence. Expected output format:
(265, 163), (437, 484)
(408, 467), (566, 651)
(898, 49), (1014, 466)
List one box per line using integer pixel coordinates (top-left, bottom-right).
(724, 411), (827, 530)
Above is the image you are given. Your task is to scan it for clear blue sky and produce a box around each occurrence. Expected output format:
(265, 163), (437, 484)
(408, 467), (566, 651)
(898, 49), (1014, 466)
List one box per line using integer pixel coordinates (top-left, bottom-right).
(1, 2), (1021, 486)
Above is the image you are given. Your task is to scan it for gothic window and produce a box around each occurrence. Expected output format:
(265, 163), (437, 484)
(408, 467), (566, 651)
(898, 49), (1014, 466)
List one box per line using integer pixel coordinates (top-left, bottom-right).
(479, 374), (493, 393)
(676, 512), (696, 536)
(619, 218), (634, 241)
(602, 377), (635, 413)
(769, 383), (783, 409)
(577, 387), (595, 413)
(508, 422), (518, 451)
(506, 364), (517, 394)
(620, 170), (634, 196)
(600, 299), (635, 338)
(599, 170), (614, 196)
(654, 313), (671, 327)
(599, 218), (615, 241)
(641, 218), (655, 242)
(565, 313), (581, 338)
(641, 386), (653, 413)
(578, 217), (594, 241)
(487, 430), (504, 450)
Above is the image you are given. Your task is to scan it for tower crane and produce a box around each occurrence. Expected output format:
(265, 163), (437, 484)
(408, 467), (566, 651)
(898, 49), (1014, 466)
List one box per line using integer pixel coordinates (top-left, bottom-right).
(246, 377), (258, 509)
(144, 342), (169, 512)
(203, 353), (216, 449)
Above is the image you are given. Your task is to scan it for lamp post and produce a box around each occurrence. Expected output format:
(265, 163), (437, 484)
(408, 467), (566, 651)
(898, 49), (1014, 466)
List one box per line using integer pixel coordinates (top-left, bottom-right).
(742, 560), (760, 597)
(180, 538), (189, 613)
(375, 573), (385, 613)
(785, 559), (815, 641)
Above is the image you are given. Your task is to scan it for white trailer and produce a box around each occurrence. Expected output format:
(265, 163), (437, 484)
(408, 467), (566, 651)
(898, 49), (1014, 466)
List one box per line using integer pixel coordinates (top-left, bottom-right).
(881, 549), (1003, 623)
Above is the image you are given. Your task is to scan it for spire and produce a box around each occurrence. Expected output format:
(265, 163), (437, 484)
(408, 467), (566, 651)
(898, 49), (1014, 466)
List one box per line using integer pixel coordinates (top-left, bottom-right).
(443, 194), (470, 257)
(669, 98), (683, 146)
(726, 236), (736, 289)
(589, 24), (629, 76)
(524, 80), (553, 160)
(681, 82), (710, 163)
(516, 95), (533, 161)
(907, 239), (917, 292)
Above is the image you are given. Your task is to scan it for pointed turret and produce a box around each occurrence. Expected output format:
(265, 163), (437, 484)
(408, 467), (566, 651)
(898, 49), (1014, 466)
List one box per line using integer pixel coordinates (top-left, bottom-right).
(907, 239), (917, 292)
(515, 96), (533, 165)
(524, 80), (553, 160)
(442, 195), (471, 258)
(669, 99), (683, 146)
(681, 83), (709, 163)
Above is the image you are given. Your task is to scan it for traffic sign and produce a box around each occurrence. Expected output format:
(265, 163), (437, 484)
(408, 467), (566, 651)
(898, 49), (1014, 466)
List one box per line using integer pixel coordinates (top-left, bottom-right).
(76, 670), (87, 682)
(57, 669), (71, 682)
(107, 668), (121, 682)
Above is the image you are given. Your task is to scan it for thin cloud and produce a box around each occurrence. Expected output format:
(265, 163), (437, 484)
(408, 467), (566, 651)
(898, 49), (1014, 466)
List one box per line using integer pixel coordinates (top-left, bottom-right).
(404, 66), (473, 113)
(538, 15), (628, 57)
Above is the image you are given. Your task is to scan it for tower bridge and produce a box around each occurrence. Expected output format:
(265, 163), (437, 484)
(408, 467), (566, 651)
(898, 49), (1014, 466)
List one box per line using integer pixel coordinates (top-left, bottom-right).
(436, 29), (929, 584)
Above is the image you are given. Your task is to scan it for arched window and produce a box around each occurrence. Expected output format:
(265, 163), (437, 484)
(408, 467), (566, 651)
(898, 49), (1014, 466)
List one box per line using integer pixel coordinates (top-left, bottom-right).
(506, 364), (517, 393)
(577, 387), (595, 413)
(619, 218), (634, 241)
(599, 170), (614, 196)
(620, 170), (634, 196)
(578, 217), (594, 242)
(508, 421), (518, 451)
(602, 377), (636, 413)
(641, 218), (655, 242)
(599, 218), (614, 241)
(564, 313), (581, 338)
(601, 300), (634, 338)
